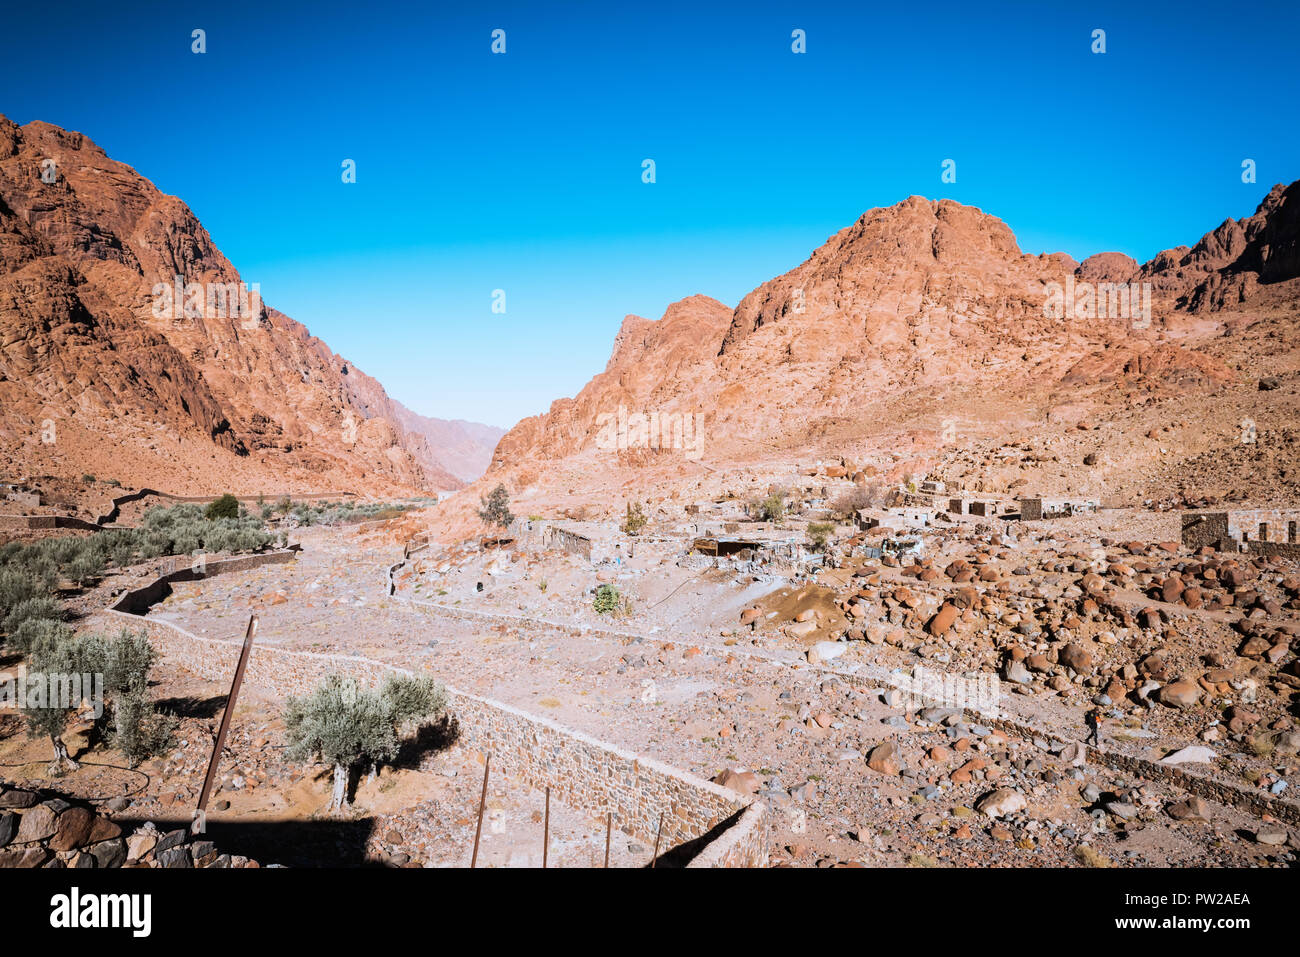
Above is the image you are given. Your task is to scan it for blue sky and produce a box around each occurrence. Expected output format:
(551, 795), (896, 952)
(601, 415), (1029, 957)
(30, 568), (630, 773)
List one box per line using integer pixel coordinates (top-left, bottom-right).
(4, 0), (1297, 427)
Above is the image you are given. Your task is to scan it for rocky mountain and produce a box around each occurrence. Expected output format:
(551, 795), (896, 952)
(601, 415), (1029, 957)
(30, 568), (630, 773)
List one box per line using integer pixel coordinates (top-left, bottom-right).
(0, 116), (496, 498)
(458, 180), (1299, 535)
(391, 407), (504, 485)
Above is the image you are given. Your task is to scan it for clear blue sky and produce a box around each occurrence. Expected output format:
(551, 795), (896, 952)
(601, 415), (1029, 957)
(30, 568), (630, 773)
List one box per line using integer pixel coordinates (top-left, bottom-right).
(4, 0), (1297, 428)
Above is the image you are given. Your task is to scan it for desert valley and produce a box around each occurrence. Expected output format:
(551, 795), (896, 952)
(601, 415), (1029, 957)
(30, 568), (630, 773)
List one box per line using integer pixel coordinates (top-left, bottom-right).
(2, 112), (1299, 876)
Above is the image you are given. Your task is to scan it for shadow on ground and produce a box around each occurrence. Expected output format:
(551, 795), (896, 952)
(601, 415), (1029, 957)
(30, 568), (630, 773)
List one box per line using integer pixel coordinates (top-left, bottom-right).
(117, 816), (383, 867)
(646, 806), (745, 868)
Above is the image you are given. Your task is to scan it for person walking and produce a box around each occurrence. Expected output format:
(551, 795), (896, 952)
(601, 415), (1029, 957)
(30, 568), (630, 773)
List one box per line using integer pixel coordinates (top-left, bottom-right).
(1085, 707), (1103, 748)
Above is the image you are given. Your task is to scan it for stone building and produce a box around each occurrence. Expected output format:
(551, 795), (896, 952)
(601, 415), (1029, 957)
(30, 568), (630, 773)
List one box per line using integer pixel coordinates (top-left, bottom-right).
(1182, 509), (1300, 557)
(1018, 497), (1098, 521)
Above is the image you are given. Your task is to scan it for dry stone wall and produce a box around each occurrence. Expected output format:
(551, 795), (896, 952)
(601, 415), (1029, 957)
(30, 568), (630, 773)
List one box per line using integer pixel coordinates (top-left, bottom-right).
(100, 552), (769, 867)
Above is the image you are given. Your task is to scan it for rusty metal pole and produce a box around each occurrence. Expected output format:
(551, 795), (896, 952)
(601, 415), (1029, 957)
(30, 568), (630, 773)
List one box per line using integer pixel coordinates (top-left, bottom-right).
(542, 787), (550, 868)
(651, 811), (664, 868)
(470, 755), (490, 868)
(604, 812), (611, 868)
(192, 614), (257, 835)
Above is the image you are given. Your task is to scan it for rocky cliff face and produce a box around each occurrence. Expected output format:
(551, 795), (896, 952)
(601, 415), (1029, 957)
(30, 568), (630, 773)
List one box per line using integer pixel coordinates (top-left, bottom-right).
(0, 116), (490, 496)
(453, 180), (1298, 534)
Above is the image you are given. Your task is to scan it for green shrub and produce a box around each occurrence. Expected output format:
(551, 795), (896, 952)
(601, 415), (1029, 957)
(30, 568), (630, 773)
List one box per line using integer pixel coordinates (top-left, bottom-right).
(76, 628), (173, 768)
(10, 618), (73, 657)
(0, 565), (45, 612)
(622, 501), (648, 536)
(592, 584), (620, 615)
(205, 493), (240, 520)
(807, 522), (834, 551)
(755, 490), (787, 524)
(68, 551), (104, 586)
(109, 692), (177, 767)
(3, 595), (63, 636)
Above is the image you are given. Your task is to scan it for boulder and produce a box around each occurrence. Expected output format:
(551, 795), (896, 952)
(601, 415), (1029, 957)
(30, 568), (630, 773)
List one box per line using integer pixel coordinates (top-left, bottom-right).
(866, 742), (901, 776)
(1157, 680), (1202, 709)
(975, 788), (1026, 818)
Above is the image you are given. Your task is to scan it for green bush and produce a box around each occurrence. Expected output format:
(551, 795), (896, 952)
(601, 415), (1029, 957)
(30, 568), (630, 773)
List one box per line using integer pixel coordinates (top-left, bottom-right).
(205, 493), (240, 520)
(592, 584), (620, 615)
(76, 628), (173, 768)
(108, 692), (177, 767)
(18, 624), (174, 772)
(68, 551), (104, 586)
(622, 501), (648, 536)
(10, 617), (73, 657)
(756, 491), (787, 524)
(807, 522), (834, 551)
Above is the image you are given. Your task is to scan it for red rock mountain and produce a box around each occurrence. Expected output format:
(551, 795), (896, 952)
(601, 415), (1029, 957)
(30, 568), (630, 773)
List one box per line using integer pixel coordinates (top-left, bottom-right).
(0, 116), (496, 497)
(470, 180), (1299, 529)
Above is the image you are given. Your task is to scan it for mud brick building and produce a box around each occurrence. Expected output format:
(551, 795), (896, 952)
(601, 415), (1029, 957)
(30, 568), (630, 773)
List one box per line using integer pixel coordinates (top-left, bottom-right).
(1182, 509), (1300, 557)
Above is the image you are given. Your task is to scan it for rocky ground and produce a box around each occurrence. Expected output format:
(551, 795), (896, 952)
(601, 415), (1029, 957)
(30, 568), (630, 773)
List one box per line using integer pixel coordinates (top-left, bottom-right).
(43, 512), (1291, 869)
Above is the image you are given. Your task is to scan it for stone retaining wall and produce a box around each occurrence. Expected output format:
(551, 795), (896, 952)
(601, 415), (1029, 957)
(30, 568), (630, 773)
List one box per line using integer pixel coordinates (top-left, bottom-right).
(103, 553), (768, 867)
(0, 514), (103, 532)
(109, 550), (299, 615)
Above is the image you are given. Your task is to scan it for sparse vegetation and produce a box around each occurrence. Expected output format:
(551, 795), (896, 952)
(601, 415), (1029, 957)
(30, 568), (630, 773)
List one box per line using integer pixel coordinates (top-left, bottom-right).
(754, 490), (787, 524)
(19, 626), (176, 773)
(621, 501), (648, 536)
(0, 504), (275, 649)
(806, 521), (834, 551)
(830, 482), (884, 519)
(80, 628), (177, 767)
(280, 500), (417, 527)
(592, 584), (621, 615)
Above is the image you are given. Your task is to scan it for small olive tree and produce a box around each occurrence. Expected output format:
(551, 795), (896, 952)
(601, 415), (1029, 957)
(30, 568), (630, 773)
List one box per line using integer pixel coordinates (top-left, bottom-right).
(20, 622), (83, 774)
(77, 629), (176, 767)
(205, 493), (240, 520)
(807, 522), (834, 552)
(621, 501), (647, 536)
(477, 483), (514, 530)
(285, 673), (447, 812)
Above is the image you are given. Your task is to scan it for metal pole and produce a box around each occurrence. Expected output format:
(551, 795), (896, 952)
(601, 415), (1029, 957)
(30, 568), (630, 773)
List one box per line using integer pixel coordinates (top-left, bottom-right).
(604, 812), (611, 868)
(471, 755), (490, 868)
(192, 615), (257, 834)
(651, 811), (664, 868)
(542, 787), (550, 868)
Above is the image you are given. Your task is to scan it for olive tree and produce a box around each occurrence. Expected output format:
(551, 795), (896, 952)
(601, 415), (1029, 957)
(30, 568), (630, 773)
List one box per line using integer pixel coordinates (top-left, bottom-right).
(285, 673), (446, 812)
(20, 622), (83, 774)
(477, 483), (514, 530)
(75, 628), (176, 768)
